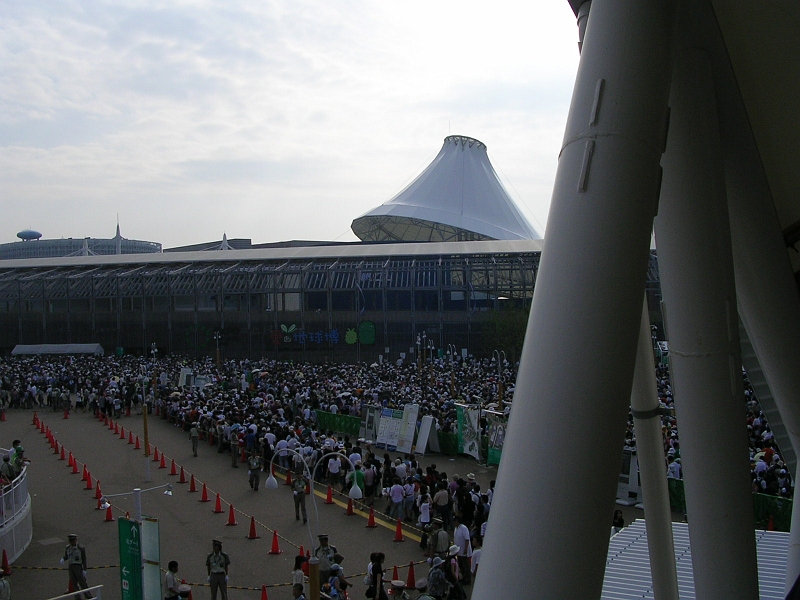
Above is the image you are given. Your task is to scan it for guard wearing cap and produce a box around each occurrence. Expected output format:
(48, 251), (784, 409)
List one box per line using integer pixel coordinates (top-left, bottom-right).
(389, 580), (410, 599)
(313, 534), (337, 585)
(206, 539), (230, 600)
(61, 534), (92, 599)
(415, 578), (433, 600)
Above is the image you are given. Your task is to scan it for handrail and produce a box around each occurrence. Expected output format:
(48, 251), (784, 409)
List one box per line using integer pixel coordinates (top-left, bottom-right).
(0, 463), (29, 527)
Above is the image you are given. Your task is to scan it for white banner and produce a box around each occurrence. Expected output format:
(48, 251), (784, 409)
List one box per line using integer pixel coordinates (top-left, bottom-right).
(396, 404), (419, 455)
(415, 415), (436, 456)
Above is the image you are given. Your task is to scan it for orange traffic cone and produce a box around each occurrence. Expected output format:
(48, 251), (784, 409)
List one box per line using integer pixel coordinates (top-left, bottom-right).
(85, 472), (93, 490)
(247, 516), (260, 539)
(126, 405), (131, 417)
(120, 426), (126, 440)
(213, 493), (224, 513)
(261, 584), (269, 600)
(406, 562), (416, 589)
(768, 515), (776, 531)
(392, 565), (399, 580)
(226, 504), (238, 526)
(104, 505), (115, 522)
(108, 418), (114, 430)
(189, 474), (197, 492)
(268, 530), (282, 554)
(393, 519), (404, 542)
(81, 465), (88, 481)
(128, 431), (134, 444)
(200, 483), (210, 502)
(366, 507), (377, 528)
(104, 416), (109, 426)
(59, 445), (66, 460)
(305, 482), (311, 495)
(153, 447), (160, 462)
(63, 408), (69, 419)
(54, 441), (60, 455)
(71, 456), (79, 474)
(284, 470), (293, 486)
(1, 549), (10, 575)
(325, 485), (334, 504)
(94, 480), (102, 500)
(32, 411), (38, 426)
(96, 496), (103, 510)
(159, 454), (167, 469)
(298, 545), (305, 557)
(345, 499), (355, 516)
(114, 422), (119, 435)
(179, 466), (187, 483)
(169, 459), (178, 475)
(135, 436), (141, 450)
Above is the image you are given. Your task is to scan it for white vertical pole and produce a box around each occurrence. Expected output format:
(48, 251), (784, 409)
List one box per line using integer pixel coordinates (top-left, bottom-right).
(653, 3), (758, 597)
(471, 0), (674, 597)
(631, 297), (679, 600)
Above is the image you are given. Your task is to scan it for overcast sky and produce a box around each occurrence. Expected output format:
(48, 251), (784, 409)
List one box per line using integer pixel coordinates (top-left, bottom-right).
(0, 1), (580, 248)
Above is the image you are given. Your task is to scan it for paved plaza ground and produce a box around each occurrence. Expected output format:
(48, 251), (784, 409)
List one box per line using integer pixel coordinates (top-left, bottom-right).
(5, 407), (535, 599)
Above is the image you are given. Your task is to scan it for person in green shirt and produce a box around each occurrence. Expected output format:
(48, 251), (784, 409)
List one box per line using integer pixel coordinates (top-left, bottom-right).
(347, 461), (366, 495)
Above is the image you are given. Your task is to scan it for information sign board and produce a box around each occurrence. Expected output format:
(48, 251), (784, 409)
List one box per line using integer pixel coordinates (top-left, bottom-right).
(118, 517), (143, 600)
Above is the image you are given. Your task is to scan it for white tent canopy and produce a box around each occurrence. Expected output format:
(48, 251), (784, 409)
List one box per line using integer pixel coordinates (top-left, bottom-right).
(11, 343), (105, 356)
(352, 135), (541, 242)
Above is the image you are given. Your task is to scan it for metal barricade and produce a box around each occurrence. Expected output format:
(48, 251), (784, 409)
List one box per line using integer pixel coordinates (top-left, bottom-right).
(0, 448), (33, 563)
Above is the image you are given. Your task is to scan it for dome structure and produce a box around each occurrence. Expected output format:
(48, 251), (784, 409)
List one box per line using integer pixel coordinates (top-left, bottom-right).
(17, 229), (42, 241)
(351, 135), (541, 242)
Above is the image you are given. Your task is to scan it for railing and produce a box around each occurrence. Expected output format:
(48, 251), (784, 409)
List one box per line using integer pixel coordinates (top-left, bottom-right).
(0, 449), (33, 564)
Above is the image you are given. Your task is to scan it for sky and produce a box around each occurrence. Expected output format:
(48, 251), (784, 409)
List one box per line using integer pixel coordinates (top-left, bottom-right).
(0, 1), (580, 249)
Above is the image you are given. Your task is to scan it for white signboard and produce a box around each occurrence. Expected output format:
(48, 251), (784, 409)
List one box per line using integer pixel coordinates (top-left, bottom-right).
(396, 404), (419, 455)
(376, 408), (403, 450)
(415, 415), (436, 456)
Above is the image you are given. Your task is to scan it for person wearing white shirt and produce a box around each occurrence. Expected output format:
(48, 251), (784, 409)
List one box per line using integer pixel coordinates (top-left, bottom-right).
(327, 456), (342, 490)
(452, 515), (473, 585)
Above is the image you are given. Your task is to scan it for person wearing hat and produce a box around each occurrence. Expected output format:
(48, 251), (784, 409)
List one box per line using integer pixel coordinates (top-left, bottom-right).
(248, 451), (263, 491)
(426, 558), (449, 600)
(189, 422), (200, 457)
(292, 469), (309, 522)
(0, 456), (14, 484)
(12, 446), (29, 477)
(414, 578), (433, 600)
(427, 518), (449, 561)
(313, 534), (337, 585)
(389, 579), (410, 599)
(61, 534), (92, 599)
(206, 540), (230, 600)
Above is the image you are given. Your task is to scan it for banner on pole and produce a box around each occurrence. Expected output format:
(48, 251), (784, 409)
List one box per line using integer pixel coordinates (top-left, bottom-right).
(485, 410), (506, 466)
(455, 404), (481, 460)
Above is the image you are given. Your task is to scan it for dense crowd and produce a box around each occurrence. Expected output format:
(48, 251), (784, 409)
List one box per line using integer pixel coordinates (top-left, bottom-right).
(0, 350), (792, 504)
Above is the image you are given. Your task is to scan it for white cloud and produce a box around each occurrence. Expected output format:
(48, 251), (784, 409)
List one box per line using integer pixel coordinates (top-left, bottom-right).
(0, 0), (579, 246)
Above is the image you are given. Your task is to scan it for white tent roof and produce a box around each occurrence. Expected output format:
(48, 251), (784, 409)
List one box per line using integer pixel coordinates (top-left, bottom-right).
(351, 135), (541, 242)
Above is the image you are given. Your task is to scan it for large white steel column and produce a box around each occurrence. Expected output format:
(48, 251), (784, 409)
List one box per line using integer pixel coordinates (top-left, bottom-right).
(471, 1), (674, 597)
(653, 3), (759, 598)
(631, 298), (679, 600)
(721, 89), (800, 590)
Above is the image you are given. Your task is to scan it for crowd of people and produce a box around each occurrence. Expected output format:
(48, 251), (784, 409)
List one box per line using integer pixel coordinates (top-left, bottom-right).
(0, 348), (793, 598)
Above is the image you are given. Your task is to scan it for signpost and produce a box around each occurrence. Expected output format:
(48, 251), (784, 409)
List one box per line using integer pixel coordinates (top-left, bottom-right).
(118, 518), (143, 600)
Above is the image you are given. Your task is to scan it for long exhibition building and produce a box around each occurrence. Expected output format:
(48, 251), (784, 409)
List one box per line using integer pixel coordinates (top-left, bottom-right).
(0, 239), (662, 362)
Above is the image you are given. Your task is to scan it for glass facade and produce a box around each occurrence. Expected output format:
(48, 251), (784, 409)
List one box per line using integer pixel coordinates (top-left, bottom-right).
(0, 248), (660, 362)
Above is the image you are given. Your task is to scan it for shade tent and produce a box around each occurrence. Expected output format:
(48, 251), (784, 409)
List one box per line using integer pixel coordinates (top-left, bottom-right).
(11, 343), (104, 356)
(352, 135), (541, 242)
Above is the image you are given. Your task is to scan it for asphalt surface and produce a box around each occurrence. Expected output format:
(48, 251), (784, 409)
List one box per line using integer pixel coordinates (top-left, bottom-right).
(6, 408), (507, 599)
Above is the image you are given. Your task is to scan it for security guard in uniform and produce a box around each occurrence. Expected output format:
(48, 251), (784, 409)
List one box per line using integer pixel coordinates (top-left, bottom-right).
(61, 533), (92, 598)
(205, 539), (230, 600)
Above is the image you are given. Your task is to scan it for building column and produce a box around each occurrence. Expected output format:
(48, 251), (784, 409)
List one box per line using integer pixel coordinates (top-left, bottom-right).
(653, 3), (758, 597)
(631, 297), (679, 600)
(471, 0), (674, 597)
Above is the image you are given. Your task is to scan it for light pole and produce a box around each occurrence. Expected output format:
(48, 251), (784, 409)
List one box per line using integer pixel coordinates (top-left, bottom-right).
(100, 484), (174, 522)
(416, 334), (422, 370)
(448, 344), (456, 398)
(144, 343), (157, 482)
(493, 350), (506, 404)
(213, 331), (222, 369)
(265, 449), (362, 600)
